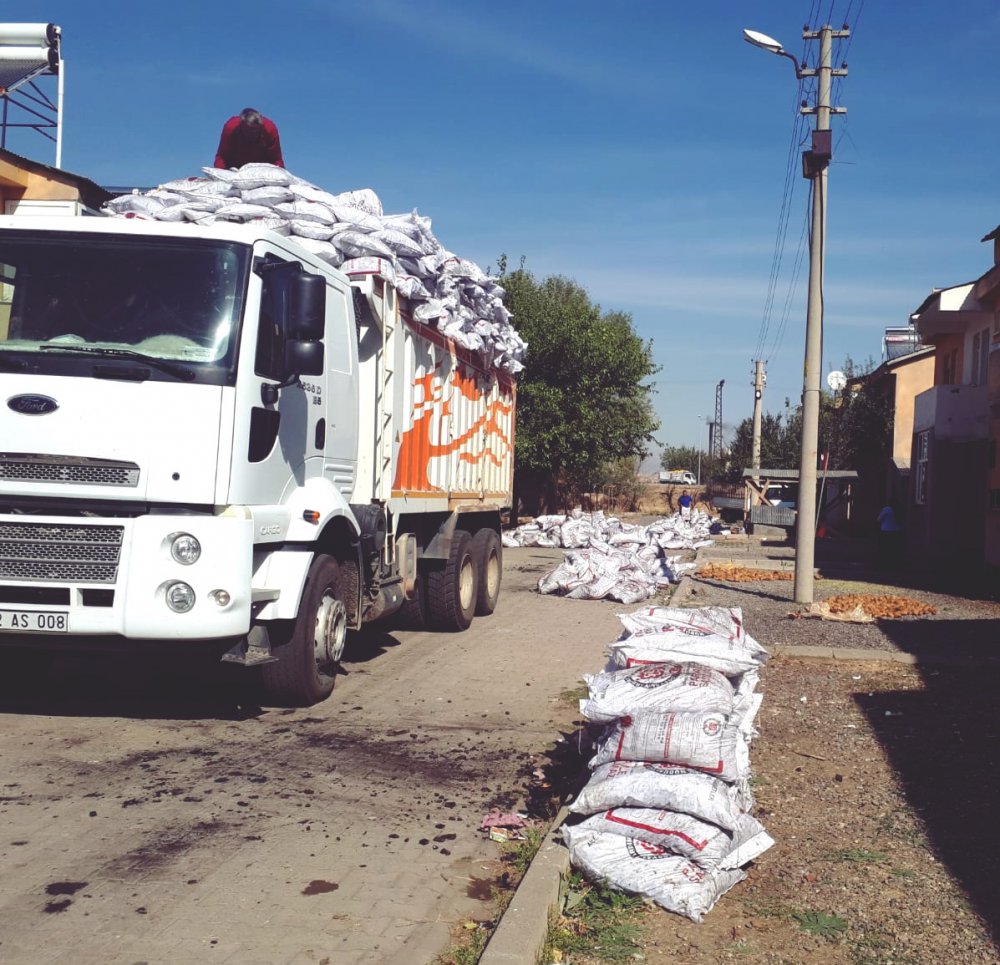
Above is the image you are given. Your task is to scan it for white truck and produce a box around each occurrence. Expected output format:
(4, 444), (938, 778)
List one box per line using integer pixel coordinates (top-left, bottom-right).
(658, 470), (697, 485)
(0, 216), (515, 705)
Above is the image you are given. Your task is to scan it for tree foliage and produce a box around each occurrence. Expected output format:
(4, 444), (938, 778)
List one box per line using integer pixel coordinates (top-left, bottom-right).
(501, 262), (659, 509)
(727, 357), (893, 478)
(728, 409), (802, 478)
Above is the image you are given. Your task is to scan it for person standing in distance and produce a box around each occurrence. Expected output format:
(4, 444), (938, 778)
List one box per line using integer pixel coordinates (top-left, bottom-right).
(214, 108), (284, 169)
(678, 489), (693, 520)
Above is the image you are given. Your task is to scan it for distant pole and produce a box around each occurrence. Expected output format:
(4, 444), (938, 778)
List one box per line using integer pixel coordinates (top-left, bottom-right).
(751, 360), (765, 471)
(794, 22), (848, 604)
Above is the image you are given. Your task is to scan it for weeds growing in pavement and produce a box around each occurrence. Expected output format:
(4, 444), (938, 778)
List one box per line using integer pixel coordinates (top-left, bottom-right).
(433, 922), (489, 965)
(544, 871), (645, 963)
(501, 824), (546, 877)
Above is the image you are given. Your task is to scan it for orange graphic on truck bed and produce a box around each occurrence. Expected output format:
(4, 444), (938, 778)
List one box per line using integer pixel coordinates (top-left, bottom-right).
(393, 363), (513, 494)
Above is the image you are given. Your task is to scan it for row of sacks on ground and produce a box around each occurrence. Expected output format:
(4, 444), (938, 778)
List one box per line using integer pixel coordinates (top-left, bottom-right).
(502, 510), (714, 605)
(105, 163), (525, 376)
(561, 605), (774, 923)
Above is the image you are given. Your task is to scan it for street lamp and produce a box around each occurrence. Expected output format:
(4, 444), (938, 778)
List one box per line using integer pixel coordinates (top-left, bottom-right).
(745, 23), (848, 604)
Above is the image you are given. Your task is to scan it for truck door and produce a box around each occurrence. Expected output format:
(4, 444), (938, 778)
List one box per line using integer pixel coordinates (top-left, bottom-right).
(320, 277), (358, 499)
(228, 249), (326, 506)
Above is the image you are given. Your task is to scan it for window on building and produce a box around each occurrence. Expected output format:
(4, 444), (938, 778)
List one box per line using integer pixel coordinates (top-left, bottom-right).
(971, 328), (990, 385)
(941, 349), (957, 385)
(915, 430), (930, 505)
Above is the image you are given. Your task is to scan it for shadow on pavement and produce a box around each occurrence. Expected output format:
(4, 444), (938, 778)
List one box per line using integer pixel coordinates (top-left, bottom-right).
(853, 646), (1000, 945)
(0, 625), (407, 721)
(0, 650), (264, 721)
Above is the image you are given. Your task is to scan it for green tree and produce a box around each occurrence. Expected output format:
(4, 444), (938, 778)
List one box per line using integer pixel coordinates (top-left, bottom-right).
(728, 409), (802, 478)
(726, 357), (892, 479)
(501, 263), (659, 512)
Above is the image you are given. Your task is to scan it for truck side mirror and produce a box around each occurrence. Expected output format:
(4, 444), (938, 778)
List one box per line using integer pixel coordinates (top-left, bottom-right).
(288, 273), (326, 341)
(286, 339), (324, 376)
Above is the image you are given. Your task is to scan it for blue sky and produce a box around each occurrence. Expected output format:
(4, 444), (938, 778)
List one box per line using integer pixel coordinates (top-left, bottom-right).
(4, 1), (1000, 457)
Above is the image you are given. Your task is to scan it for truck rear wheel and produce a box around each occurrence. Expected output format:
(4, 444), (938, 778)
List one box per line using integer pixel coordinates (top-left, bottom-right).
(426, 529), (477, 631)
(261, 554), (351, 707)
(396, 569), (429, 630)
(471, 528), (502, 616)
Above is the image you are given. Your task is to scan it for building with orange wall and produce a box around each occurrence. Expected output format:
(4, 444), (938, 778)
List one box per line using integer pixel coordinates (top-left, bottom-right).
(0, 146), (110, 216)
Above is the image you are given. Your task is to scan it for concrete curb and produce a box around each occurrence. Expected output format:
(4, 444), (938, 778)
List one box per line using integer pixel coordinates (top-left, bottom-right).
(479, 806), (570, 965)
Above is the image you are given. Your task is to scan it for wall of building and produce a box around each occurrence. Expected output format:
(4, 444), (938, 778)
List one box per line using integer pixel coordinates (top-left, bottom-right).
(892, 354), (935, 462)
(932, 332), (964, 384)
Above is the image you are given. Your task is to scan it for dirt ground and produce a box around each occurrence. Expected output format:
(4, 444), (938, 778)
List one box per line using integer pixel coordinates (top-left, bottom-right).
(553, 515), (1000, 965)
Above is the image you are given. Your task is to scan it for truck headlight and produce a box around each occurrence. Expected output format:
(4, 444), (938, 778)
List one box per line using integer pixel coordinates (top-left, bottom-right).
(165, 582), (196, 613)
(170, 533), (201, 565)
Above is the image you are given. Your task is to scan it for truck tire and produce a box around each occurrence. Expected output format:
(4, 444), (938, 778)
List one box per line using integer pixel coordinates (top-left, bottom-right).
(471, 528), (502, 616)
(260, 554), (351, 707)
(396, 569), (429, 630)
(426, 529), (477, 631)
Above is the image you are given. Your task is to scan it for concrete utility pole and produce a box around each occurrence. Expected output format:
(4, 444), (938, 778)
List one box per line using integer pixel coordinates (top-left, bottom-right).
(743, 21), (848, 603)
(794, 23), (848, 604)
(751, 360), (765, 470)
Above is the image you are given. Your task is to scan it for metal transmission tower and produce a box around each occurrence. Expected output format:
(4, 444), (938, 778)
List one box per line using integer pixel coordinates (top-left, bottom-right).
(0, 23), (64, 167)
(711, 379), (726, 460)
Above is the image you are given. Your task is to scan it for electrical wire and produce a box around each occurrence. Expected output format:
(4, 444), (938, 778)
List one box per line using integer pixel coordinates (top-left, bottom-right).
(752, 90), (810, 364)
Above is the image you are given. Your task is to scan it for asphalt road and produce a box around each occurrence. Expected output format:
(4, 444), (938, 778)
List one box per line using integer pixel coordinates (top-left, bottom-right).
(0, 546), (623, 965)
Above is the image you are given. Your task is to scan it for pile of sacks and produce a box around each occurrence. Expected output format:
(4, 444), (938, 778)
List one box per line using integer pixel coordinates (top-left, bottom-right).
(503, 508), (715, 551)
(562, 605), (773, 922)
(503, 509), (714, 605)
(103, 163), (525, 376)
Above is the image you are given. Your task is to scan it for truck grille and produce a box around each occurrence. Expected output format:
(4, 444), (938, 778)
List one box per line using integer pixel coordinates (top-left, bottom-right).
(0, 522), (124, 583)
(0, 454), (140, 487)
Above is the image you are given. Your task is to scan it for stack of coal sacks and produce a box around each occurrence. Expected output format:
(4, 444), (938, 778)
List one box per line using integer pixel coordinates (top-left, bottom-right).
(562, 605), (774, 922)
(104, 163), (525, 377)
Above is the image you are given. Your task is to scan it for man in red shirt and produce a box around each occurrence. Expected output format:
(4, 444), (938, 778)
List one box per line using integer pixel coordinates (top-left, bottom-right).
(214, 108), (284, 169)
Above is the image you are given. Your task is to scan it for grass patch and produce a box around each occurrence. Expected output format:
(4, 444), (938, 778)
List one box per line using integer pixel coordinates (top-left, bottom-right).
(433, 922), (489, 965)
(501, 824), (546, 877)
(890, 867), (916, 878)
(545, 872), (646, 963)
(833, 847), (889, 864)
(740, 895), (797, 920)
(793, 910), (849, 940)
(557, 684), (588, 704)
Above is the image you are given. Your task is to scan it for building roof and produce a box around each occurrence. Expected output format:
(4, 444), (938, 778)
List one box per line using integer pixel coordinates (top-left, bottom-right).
(741, 468), (858, 480)
(0, 147), (113, 209)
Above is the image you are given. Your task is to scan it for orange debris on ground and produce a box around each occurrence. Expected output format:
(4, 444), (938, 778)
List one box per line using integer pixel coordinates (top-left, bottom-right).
(822, 594), (937, 619)
(696, 564), (793, 582)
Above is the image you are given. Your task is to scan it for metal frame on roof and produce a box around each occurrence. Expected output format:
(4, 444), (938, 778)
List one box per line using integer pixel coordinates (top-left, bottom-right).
(0, 23), (63, 168)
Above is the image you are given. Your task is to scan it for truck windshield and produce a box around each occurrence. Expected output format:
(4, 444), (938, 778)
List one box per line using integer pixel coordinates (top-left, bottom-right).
(0, 231), (248, 383)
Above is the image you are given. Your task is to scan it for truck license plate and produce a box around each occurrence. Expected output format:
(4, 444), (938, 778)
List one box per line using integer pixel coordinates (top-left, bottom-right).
(0, 610), (69, 633)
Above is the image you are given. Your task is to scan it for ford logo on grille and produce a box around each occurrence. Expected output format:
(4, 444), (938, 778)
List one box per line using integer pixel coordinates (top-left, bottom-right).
(7, 394), (59, 415)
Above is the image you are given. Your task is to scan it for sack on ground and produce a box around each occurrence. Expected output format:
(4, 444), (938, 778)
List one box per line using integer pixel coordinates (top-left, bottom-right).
(589, 710), (754, 783)
(569, 808), (773, 870)
(569, 761), (752, 828)
(580, 663), (735, 722)
(562, 825), (746, 923)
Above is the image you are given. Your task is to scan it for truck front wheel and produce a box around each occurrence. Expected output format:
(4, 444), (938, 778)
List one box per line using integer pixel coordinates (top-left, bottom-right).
(426, 529), (477, 631)
(261, 554), (351, 707)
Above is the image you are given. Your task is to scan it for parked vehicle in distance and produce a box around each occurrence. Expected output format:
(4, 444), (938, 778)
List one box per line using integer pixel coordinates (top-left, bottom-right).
(659, 470), (697, 485)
